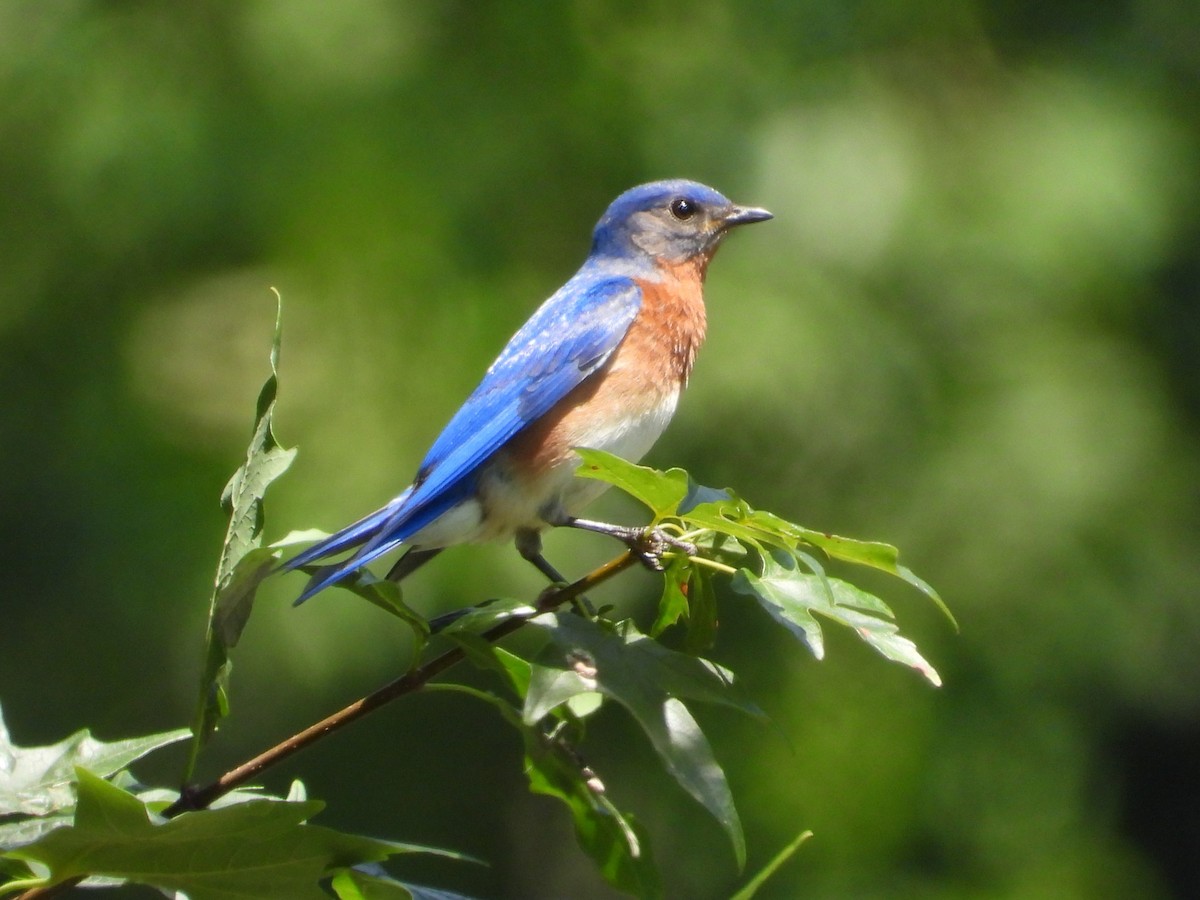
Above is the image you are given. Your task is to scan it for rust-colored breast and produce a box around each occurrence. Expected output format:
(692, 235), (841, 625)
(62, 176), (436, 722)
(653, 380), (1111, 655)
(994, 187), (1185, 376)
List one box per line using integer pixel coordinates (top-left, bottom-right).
(497, 261), (709, 482)
(624, 259), (709, 388)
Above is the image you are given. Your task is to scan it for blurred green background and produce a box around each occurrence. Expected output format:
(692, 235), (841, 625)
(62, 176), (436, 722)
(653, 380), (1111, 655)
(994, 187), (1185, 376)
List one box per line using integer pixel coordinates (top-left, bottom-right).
(2, 2), (1198, 897)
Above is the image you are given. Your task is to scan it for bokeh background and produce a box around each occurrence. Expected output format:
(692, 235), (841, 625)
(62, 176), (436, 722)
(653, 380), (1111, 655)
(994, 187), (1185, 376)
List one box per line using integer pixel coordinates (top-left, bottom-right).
(2, 2), (1198, 897)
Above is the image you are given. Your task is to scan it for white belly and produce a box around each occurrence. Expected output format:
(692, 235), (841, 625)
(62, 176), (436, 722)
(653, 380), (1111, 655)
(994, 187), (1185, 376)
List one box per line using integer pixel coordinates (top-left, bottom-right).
(470, 386), (680, 539)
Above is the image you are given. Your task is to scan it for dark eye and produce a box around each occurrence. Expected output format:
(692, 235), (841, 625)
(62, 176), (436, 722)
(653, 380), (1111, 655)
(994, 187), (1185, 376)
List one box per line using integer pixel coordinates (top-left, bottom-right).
(669, 197), (696, 220)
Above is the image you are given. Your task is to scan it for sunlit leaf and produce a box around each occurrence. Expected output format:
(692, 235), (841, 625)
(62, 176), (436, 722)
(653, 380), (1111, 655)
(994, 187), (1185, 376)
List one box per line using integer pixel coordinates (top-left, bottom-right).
(432, 598), (537, 639)
(0, 703), (188, 820)
(675, 497), (768, 550)
(271, 528), (332, 548)
(732, 555), (942, 686)
(7, 770), (466, 899)
(791, 526), (956, 629)
(574, 449), (689, 519)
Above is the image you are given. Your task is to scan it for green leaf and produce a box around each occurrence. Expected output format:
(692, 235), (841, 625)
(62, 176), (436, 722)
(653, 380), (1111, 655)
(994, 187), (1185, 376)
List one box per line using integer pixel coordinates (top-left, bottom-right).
(650, 555), (690, 638)
(445, 634), (532, 700)
(0, 703), (188, 821)
(433, 598), (537, 639)
(731, 555), (942, 686)
(684, 566), (719, 654)
(0, 812), (74, 852)
(676, 497), (770, 551)
(525, 614), (759, 867)
(678, 477), (733, 514)
(214, 293), (296, 593)
(522, 728), (662, 899)
(718, 505), (957, 631)
(7, 770), (463, 898)
(212, 547), (280, 648)
(331, 867), (413, 900)
(441, 640), (656, 897)
(789, 527), (957, 630)
(574, 448), (689, 519)
(184, 293), (296, 782)
(271, 528), (332, 548)
(331, 866), (485, 900)
(729, 829), (813, 900)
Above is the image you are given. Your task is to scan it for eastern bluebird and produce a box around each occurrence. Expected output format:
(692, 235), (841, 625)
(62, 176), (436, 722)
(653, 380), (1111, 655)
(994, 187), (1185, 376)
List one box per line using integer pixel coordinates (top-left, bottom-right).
(285, 179), (771, 603)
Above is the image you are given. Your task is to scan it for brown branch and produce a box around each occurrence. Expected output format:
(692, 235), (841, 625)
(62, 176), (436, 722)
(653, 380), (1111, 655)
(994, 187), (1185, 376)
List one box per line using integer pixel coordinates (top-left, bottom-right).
(16, 550), (638, 900)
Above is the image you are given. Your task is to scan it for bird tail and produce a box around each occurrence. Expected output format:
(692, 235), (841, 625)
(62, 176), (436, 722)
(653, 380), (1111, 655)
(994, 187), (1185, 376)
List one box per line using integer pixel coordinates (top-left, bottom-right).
(283, 485), (465, 605)
(280, 486), (414, 574)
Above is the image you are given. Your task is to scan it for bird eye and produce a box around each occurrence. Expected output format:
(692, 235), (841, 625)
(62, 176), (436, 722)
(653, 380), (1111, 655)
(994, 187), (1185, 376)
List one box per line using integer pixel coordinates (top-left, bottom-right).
(669, 197), (696, 220)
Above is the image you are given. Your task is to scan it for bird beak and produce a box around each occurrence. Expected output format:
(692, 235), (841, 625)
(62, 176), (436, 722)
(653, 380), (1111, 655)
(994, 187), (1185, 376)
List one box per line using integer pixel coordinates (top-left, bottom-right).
(722, 205), (774, 228)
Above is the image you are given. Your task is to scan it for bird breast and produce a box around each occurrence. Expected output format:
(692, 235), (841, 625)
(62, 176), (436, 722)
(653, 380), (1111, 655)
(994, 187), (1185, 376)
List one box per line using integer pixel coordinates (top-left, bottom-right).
(476, 268), (708, 534)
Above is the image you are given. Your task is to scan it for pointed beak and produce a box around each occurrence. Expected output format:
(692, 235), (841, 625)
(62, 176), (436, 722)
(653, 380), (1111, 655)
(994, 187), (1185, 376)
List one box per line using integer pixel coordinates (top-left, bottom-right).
(722, 204), (774, 228)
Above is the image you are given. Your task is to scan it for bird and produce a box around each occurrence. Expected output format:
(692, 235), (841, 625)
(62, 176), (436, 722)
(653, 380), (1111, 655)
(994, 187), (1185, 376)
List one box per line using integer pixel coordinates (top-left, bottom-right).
(283, 179), (772, 604)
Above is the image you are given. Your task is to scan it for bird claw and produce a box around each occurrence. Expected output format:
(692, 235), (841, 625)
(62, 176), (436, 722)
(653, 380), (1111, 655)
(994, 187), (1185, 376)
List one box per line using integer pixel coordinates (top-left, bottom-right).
(630, 527), (696, 571)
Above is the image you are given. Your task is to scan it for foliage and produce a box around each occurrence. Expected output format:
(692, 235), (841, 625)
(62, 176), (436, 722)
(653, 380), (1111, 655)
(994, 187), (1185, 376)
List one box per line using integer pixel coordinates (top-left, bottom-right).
(0, 310), (945, 898)
(183, 292), (296, 783)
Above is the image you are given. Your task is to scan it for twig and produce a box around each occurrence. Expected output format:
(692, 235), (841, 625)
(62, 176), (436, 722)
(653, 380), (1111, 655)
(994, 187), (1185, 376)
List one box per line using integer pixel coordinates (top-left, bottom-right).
(17, 550), (637, 900)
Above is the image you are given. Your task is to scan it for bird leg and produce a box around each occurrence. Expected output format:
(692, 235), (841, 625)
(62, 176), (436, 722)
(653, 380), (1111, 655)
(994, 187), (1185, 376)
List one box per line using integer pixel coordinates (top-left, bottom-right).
(557, 516), (696, 571)
(515, 528), (595, 617)
(386, 546), (443, 583)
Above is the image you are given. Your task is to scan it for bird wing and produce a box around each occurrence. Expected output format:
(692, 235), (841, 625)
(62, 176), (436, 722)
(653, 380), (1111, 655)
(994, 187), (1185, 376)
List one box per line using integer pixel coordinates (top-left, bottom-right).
(285, 274), (643, 598)
(414, 274), (643, 492)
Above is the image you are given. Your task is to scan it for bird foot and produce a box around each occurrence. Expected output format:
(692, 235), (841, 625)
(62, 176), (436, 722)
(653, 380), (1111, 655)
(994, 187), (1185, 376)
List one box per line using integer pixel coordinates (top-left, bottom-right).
(628, 526), (697, 571)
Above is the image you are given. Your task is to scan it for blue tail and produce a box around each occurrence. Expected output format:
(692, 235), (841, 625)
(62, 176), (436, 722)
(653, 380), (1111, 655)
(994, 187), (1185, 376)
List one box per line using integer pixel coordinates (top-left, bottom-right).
(281, 487), (414, 574)
(283, 484), (468, 605)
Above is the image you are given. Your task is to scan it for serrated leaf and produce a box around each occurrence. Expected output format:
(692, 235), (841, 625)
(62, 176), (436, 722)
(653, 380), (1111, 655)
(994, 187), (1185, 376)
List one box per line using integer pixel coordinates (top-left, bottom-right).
(184, 295), (296, 782)
(732, 555), (942, 686)
(574, 449), (689, 519)
(7, 770), (465, 898)
(525, 614), (758, 867)
(0, 704), (188, 820)
(737, 510), (958, 631)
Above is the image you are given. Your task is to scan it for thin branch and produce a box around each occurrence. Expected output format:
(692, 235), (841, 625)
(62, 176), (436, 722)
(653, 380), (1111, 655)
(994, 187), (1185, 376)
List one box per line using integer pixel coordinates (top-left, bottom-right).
(170, 549), (636, 815)
(16, 550), (638, 900)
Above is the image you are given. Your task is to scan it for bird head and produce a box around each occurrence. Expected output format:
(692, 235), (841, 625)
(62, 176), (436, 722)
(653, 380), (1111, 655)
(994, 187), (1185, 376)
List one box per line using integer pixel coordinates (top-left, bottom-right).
(591, 179), (772, 268)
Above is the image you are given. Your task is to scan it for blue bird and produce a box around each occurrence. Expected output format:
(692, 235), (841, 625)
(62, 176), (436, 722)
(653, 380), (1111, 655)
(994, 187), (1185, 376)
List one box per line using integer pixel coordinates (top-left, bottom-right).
(284, 180), (771, 603)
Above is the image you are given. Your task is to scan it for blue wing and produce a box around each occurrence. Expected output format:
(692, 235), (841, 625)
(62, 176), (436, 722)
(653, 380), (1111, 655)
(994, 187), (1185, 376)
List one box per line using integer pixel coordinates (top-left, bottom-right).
(284, 273), (643, 602)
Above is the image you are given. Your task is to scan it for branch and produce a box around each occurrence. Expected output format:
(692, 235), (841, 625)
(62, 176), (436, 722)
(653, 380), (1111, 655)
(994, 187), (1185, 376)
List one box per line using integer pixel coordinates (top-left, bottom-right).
(16, 550), (638, 900)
